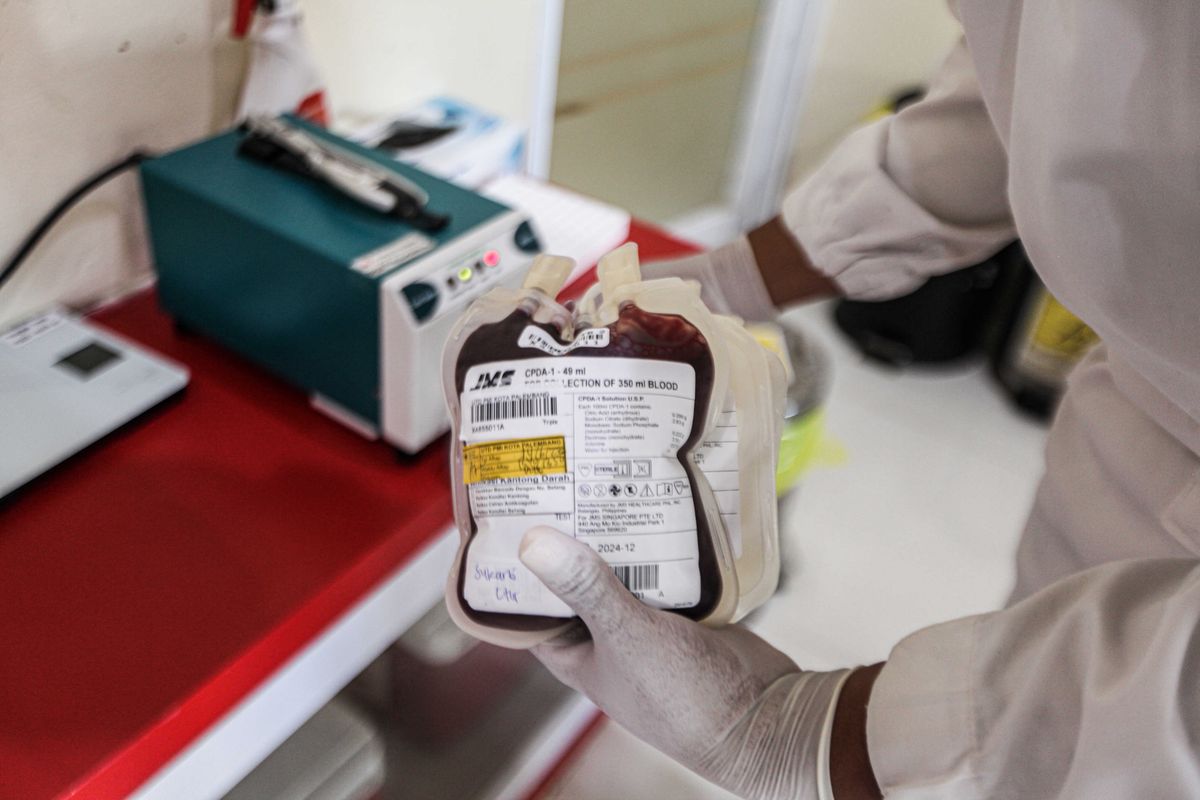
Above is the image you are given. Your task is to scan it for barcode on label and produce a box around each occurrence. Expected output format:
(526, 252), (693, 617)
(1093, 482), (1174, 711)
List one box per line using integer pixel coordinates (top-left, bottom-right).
(471, 394), (558, 424)
(613, 564), (660, 594)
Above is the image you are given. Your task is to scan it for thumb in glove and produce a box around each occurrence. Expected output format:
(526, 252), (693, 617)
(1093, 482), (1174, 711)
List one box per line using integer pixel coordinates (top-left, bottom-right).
(520, 525), (851, 800)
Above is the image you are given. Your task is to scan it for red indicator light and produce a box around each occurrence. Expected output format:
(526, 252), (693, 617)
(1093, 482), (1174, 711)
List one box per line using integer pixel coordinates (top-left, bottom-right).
(483, 250), (501, 267)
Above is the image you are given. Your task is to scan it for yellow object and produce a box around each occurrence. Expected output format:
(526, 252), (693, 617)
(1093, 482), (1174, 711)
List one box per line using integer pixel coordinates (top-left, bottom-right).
(863, 101), (894, 123)
(463, 435), (568, 484)
(1030, 293), (1098, 358)
(775, 409), (845, 494)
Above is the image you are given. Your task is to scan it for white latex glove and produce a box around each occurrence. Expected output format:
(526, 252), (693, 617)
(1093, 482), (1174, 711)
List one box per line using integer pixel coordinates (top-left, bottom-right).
(642, 236), (779, 322)
(519, 526), (851, 800)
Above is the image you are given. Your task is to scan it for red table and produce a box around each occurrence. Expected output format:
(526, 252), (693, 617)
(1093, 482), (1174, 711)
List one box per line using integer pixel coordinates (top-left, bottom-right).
(0, 221), (697, 800)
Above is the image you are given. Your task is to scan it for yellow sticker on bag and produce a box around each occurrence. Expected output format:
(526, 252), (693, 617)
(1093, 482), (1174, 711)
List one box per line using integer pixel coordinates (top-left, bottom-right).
(463, 435), (568, 484)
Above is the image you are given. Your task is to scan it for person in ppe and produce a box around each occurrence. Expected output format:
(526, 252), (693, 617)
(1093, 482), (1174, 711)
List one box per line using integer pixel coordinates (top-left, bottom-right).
(518, 2), (1200, 798)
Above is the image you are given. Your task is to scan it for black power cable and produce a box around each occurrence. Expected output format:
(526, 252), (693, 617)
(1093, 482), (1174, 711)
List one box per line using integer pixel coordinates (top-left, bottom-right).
(0, 151), (151, 294)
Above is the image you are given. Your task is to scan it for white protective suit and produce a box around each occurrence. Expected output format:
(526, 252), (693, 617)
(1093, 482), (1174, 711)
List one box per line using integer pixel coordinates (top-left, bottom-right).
(783, 2), (1200, 796)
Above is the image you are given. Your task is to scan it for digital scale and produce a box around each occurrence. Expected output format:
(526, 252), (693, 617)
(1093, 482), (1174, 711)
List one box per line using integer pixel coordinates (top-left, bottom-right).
(0, 309), (188, 499)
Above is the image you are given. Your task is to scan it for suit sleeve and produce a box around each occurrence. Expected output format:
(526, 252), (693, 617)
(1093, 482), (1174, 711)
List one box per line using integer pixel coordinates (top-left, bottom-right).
(867, 557), (1200, 797)
(782, 39), (1015, 300)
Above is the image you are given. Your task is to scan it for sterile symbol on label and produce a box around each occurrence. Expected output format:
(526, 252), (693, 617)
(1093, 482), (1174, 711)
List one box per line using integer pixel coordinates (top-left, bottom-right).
(470, 369), (515, 391)
(608, 484), (622, 497)
(623, 484), (637, 497)
(595, 461), (631, 478)
(579, 484), (592, 497)
(578, 463), (592, 477)
(633, 460), (652, 477)
(640, 484), (654, 498)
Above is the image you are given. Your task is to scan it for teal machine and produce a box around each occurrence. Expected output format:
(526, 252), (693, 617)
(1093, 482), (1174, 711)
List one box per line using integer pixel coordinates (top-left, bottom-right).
(140, 116), (540, 452)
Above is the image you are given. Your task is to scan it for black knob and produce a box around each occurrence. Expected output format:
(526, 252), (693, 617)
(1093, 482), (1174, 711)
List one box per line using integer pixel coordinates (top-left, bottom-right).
(513, 220), (542, 253)
(401, 281), (440, 323)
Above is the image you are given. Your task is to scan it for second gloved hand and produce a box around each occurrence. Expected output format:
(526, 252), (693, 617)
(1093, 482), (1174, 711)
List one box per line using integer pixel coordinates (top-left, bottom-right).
(641, 236), (779, 322)
(519, 526), (851, 800)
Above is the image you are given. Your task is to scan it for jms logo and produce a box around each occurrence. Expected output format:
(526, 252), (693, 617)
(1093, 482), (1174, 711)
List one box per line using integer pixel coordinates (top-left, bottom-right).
(471, 369), (515, 390)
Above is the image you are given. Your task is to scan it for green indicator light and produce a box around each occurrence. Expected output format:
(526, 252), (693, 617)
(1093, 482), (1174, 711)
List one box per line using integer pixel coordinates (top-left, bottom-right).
(457, 266), (474, 282)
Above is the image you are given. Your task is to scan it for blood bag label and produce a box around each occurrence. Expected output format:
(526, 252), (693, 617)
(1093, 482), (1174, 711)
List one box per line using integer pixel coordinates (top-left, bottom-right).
(518, 325), (611, 355)
(463, 435), (567, 484)
(460, 356), (701, 617)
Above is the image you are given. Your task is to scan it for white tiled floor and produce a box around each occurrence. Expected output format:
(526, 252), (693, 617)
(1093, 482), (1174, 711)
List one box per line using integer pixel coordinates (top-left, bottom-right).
(542, 304), (1049, 799)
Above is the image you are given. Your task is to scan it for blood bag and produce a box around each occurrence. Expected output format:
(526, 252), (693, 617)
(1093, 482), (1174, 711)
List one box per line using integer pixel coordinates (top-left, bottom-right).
(442, 244), (785, 648)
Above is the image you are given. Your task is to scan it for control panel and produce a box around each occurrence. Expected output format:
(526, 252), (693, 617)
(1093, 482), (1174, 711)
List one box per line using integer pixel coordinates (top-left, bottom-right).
(394, 217), (540, 327)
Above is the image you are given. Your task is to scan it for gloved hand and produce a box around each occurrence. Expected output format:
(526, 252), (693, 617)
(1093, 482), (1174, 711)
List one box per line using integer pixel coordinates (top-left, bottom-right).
(519, 525), (852, 800)
(641, 236), (779, 322)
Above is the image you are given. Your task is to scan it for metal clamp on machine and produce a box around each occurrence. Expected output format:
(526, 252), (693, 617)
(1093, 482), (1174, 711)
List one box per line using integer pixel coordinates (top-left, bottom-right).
(140, 115), (542, 452)
(238, 116), (450, 232)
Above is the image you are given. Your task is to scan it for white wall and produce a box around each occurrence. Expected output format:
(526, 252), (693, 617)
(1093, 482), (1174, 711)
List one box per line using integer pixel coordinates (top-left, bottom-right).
(790, 0), (960, 181)
(303, 0), (547, 134)
(549, 0), (760, 223)
(0, 0), (246, 327)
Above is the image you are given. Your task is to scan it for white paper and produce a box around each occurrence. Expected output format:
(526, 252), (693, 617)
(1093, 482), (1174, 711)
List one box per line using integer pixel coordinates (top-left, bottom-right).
(481, 174), (632, 286)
